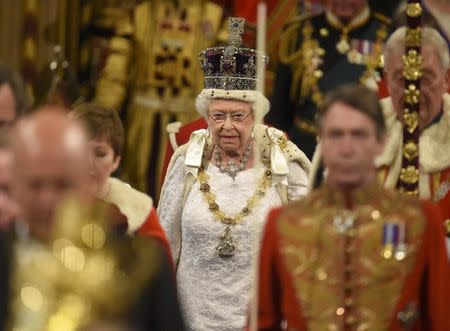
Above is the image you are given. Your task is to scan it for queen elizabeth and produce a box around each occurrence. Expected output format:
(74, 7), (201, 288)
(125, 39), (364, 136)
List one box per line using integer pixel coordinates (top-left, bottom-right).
(158, 17), (311, 331)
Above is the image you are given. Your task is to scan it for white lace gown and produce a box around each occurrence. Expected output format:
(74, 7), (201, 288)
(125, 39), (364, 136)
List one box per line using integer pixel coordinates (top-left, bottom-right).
(159, 156), (308, 331)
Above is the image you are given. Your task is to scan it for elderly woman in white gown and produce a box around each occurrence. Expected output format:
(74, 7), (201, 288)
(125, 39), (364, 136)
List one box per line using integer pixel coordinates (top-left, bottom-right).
(158, 18), (311, 331)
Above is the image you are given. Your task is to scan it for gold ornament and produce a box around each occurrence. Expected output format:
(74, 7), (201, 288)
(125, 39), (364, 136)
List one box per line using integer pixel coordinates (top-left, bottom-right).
(209, 202), (219, 211)
(197, 166), (272, 258)
(400, 166), (420, 185)
(292, 20), (324, 103)
(382, 243), (394, 259)
(215, 226), (236, 258)
(276, 136), (288, 150)
(23, 38), (37, 61)
(376, 27), (388, 40)
(200, 183), (210, 192)
(406, 3), (422, 18)
(403, 110), (419, 133)
(311, 91), (323, 106)
(303, 22), (313, 36)
(319, 28), (329, 37)
(403, 141), (419, 161)
(404, 84), (420, 105)
(378, 55), (385, 68)
(347, 49), (363, 64)
(399, 187), (419, 196)
(403, 50), (422, 81)
(336, 35), (351, 54)
(313, 69), (323, 78)
(405, 27), (421, 48)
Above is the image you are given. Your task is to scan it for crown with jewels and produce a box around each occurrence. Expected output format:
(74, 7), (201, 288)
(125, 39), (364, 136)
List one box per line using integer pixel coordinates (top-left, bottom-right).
(198, 17), (269, 91)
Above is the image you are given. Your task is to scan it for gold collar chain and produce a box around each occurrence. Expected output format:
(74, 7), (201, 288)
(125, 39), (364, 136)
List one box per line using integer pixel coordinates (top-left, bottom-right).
(197, 166), (273, 225)
(197, 166), (273, 258)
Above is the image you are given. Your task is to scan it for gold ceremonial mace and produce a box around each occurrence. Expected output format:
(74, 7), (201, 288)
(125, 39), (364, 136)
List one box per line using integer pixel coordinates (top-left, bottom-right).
(397, 0), (423, 197)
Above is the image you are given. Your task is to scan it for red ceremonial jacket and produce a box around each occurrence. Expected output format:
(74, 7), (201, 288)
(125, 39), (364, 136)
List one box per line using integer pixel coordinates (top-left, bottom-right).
(254, 185), (450, 331)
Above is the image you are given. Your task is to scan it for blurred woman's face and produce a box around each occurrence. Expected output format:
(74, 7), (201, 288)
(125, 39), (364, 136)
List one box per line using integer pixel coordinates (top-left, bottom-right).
(207, 99), (254, 157)
(88, 137), (120, 196)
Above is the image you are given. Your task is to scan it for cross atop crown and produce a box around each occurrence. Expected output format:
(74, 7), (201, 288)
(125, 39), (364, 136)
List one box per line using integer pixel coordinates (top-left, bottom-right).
(228, 17), (245, 47)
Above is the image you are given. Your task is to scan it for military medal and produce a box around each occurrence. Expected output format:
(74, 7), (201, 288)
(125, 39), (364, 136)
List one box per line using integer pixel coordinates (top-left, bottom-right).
(381, 223), (397, 259)
(382, 222), (408, 260)
(394, 223), (408, 261)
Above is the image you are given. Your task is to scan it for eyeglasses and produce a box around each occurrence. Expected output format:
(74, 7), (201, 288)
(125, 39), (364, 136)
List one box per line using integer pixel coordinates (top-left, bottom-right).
(208, 112), (251, 124)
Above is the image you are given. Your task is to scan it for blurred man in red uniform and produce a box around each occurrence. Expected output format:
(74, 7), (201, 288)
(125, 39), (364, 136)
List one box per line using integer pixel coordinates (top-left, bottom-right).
(253, 84), (449, 331)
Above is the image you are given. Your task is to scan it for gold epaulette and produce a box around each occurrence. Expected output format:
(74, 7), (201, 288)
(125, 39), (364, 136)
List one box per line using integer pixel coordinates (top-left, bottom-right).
(373, 11), (392, 26)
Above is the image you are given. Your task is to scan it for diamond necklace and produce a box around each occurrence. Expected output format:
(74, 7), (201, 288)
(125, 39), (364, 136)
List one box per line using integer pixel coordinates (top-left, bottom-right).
(214, 140), (252, 179)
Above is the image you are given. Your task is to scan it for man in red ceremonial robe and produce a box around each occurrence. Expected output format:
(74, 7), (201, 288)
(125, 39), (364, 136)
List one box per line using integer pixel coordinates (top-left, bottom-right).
(252, 84), (449, 331)
(378, 26), (450, 236)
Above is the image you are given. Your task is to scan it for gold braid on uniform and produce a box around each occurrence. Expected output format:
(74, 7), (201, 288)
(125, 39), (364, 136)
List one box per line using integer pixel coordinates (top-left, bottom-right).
(279, 15), (324, 107)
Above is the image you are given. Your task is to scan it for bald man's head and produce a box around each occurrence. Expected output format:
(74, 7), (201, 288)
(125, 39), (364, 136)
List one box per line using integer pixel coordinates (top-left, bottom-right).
(11, 107), (90, 240)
